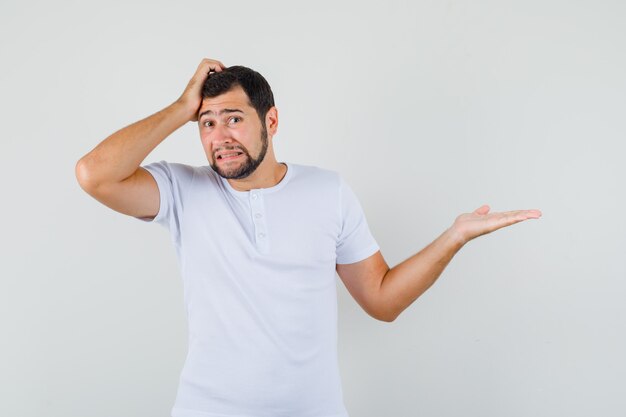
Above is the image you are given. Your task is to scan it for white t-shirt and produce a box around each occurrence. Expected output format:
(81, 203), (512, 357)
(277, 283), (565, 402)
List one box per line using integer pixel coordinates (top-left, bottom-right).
(137, 160), (379, 417)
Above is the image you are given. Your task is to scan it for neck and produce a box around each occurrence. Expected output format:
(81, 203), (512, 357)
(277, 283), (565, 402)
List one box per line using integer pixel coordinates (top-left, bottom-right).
(227, 157), (287, 192)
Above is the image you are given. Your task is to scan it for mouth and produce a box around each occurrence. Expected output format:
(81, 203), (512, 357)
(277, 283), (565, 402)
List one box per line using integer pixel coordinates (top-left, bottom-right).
(217, 151), (244, 161)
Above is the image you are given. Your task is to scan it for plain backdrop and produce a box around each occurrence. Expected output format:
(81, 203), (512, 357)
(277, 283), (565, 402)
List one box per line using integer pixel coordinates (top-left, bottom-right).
(1, 0), (625, 416)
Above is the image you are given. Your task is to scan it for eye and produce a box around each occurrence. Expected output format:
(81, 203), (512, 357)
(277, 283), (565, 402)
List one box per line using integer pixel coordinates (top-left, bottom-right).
(229, 116), (241, 124)
(202, 120), (213, 127)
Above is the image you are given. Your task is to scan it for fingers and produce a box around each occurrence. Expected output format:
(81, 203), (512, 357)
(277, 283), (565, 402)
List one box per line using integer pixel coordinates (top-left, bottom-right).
(456, 206), (542, 243)
(507, 209), (542, 219)
(177, 58), (227, 123)
(479, 208), (542, 220)
(472, 209), (542, 234)
(190, 59), (226, 86)
(497, 210), (542, 228)
(474, 204), (490, 215)
(198, 58), (226, 74)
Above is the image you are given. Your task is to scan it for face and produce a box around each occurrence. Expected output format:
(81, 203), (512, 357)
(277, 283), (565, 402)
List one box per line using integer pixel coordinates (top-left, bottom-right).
(198, 86), (269, 180)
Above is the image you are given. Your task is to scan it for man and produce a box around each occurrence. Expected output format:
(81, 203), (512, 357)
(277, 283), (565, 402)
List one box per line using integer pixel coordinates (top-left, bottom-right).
(75, 58), (542, 417)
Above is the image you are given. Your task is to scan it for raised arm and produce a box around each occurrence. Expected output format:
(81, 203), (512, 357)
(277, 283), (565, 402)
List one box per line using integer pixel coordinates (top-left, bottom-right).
(75, 58), (225, 219)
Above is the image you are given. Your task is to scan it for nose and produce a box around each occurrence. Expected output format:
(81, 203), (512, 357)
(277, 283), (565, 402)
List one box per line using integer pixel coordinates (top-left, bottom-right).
(210, 124), (236, 152)
(210, 122), (232, 143)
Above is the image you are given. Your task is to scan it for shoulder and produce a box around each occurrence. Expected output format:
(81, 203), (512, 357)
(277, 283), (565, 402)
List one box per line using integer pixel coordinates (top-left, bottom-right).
(143, 160), (196, 173)
(288, 162), (341, 188)
(142, 160), (203, 185)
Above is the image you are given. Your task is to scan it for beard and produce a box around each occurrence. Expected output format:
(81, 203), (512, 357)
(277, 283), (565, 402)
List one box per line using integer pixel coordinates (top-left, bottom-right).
(210, 124), (269, 180)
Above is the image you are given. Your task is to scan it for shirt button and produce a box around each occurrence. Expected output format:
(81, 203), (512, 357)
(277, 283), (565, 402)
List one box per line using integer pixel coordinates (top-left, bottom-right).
(251, 194), (258, 199)
(255, 213), (262, 218)
(258, 233), (265, 238)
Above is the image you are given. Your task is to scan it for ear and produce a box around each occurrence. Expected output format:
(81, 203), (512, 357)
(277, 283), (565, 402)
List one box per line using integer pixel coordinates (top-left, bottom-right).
(265, 106), (278, 136)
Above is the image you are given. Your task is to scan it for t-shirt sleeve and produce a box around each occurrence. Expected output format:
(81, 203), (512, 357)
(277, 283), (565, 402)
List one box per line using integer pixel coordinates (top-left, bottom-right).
(336, 176), (380, 264)
(134, 160), (182, 246)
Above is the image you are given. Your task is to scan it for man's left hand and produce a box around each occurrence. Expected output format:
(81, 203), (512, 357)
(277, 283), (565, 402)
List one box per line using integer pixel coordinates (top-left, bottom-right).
(450, 204), (542, 246)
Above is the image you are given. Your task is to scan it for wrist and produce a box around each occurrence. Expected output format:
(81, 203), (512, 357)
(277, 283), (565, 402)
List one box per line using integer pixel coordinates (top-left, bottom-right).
(445, 226), (467, 248)
(171, 98), (199, 122)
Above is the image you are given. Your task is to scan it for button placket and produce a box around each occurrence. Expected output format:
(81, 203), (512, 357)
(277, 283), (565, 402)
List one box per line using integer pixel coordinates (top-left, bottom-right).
(249, 191), (269, 252)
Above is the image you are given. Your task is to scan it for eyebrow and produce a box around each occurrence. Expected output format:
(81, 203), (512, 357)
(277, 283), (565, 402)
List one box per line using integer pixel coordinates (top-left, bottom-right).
(198, 108), (245, 120)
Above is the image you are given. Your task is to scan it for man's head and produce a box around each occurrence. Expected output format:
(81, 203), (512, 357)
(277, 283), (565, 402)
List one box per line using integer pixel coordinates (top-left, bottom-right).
(197, 66), (278, 180)
(201, 66), (275, 130)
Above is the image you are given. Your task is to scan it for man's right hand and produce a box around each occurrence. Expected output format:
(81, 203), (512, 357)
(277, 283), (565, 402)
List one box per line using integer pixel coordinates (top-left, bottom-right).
(76, 58), (227, 211)
(177, 58), (226, 122)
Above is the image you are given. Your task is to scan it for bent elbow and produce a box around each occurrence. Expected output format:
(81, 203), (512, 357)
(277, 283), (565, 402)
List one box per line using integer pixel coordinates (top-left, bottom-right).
(374, 309), (397, 323)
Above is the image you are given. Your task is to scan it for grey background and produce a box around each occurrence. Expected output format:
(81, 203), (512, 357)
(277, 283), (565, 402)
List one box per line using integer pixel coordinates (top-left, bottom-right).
(2, 0), (625, 416)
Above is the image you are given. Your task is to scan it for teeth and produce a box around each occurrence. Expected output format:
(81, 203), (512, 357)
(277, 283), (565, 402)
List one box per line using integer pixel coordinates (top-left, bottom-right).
(220, 152), (242, 159)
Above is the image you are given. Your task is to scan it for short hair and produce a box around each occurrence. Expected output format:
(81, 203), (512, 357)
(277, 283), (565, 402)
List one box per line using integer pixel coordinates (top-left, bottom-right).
(201, 66), (275, 124)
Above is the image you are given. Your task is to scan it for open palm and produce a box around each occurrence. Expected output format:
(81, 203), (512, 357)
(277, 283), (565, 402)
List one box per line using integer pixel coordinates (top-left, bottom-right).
(452, 204), (542, 245)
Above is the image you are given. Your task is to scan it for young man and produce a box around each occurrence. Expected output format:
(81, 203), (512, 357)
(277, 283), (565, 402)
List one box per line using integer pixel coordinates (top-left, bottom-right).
(75, 58), (541, 417)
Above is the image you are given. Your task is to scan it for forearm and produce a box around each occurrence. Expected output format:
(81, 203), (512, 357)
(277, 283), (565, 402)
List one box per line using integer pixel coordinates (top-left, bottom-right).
(76, 100), (190, 187)
(379, 227), (465, 321)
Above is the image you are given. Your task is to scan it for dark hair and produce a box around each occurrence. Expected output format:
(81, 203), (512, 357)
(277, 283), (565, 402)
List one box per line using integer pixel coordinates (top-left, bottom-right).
(201, 65), (275, 125)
